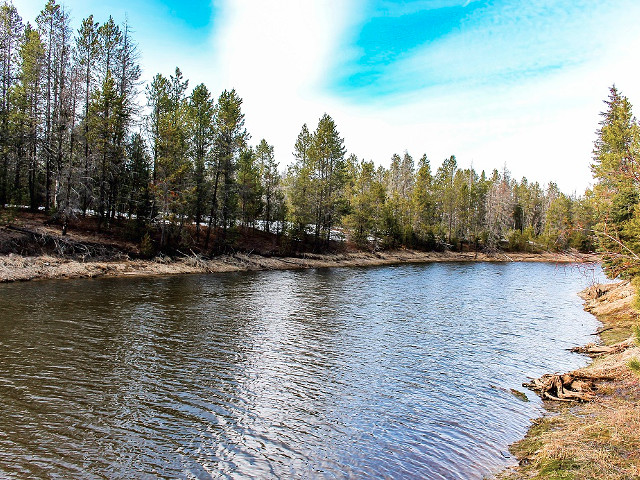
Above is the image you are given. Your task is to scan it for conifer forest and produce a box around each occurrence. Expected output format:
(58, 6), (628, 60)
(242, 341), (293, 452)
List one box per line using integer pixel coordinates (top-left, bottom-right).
(0, 1), (604, 255)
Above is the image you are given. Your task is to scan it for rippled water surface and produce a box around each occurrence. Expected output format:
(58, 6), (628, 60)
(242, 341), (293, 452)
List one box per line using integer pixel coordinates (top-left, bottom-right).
(0, 262), (604, 479)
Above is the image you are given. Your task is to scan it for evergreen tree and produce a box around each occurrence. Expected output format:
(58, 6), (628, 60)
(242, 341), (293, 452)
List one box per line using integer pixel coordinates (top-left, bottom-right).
(344, 158), (386, 247)
(591, 86), (640, 277)
(208, 88), (248, 247)
(11, 22), (44, 208)
(75, 14), (100, 214)
(0, 2), (22, 205)
(124, 132), (151, 231)
(309, 113), (346, 245)
(236, 146), (262, 226)
(286, 123), (313, 238)
(188, 83), (214, 238)
(256, 138), (279, 233)
(435, 155), (458, 244)
(153, 67), (190, 247)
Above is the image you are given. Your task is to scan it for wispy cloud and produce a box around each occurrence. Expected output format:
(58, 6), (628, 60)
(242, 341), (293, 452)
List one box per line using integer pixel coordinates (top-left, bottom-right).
(333, 0), (630, 99)
(15, 0), (640, 192)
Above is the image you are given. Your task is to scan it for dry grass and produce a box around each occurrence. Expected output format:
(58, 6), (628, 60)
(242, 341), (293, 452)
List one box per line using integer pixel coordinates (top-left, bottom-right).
(498, 281), (640, 480)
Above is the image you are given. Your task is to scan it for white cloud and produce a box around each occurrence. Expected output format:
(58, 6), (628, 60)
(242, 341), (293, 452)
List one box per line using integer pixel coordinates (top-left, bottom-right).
(204, 0), (640, 193)
(208, 0), (362, 164)
(16, 0), (640, 193)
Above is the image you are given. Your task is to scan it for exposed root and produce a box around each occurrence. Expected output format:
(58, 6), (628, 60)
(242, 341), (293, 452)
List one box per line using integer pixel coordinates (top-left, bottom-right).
(524, 373), (596, 402)
(1, 224), (127, 261)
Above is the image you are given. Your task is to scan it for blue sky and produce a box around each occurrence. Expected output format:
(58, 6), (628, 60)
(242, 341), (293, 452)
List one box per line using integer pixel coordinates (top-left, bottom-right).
(17, 0), (640, 192)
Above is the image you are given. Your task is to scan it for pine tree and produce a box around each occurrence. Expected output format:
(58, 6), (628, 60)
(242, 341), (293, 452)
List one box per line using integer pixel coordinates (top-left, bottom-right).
(75, 14), (100, 214)
(237, 146), (262, 227)
(256, 138), (279, 233)
(207, 88), (247, 248)
(0, 2), (23, 205)
(412, 154), (437, 246)
(309, 113), (346, 245)
(124, 132), (151, 232)
(435, 155), (458, 244)
(286, 123), (313, 238)
(591, 86), (640, 277)
(152, 67), (190, 247)
(188, 83), (214, 238)
(344, 158), (386, 247)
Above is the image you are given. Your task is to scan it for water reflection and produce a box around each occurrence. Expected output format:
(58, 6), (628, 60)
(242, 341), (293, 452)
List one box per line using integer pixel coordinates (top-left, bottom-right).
(0, 262), (604, 479)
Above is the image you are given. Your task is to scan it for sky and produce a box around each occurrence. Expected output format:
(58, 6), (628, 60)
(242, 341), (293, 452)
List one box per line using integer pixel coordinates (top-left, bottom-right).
(16, 0), (640, 193)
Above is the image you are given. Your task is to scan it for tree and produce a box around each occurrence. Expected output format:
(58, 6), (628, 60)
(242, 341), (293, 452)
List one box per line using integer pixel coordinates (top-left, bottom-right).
(236, 146), (261, 227)
(207, 88), (248, 248)
(151, 67), (190, 247)
(124, 132), (151, 232)
(484, 168), (514, 249)
(285, 123), (313, 238)
(435, 155), (458, 244)
(188, 83), (214, 238)
(384, 152), (415, 246)
(412, 154), (437, 246)
(343, 158), (386, 247)
(75, 14), (100, 214)
(591, 86), (640, 277)
(309, 113), (347, 245)
(36, 0), (71, 212)
(0, 2), (23, 205)
(88, 71), (122, 226)
(10, 21), (43, 208)
(256, 138), (279, 233)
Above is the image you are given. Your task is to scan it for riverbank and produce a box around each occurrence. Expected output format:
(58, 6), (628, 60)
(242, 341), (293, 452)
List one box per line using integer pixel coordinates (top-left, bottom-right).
(498, 281), (640, 479)
(0, 249), (596, 283)
(0, 210), (599, 283)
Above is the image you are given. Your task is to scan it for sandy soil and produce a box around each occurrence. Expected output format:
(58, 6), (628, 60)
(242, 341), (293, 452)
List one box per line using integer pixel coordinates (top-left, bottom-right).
(0, 250), (598, 283)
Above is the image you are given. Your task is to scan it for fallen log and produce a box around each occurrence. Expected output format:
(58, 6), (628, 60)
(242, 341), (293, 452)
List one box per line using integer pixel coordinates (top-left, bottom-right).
(569, 339), (633, 356)
(523, 373), (595, 402)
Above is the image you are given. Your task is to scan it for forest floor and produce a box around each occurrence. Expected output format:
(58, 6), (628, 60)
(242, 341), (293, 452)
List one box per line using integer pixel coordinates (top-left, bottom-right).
(0, 211), (596, 282)
(497, 281), (640, 480)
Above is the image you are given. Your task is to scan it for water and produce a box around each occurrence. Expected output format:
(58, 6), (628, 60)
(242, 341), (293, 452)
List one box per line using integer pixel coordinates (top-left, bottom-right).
(0, 262), (604, 479)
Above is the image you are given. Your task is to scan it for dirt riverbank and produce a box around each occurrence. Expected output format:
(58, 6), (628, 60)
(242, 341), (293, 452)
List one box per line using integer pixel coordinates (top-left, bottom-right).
(0, 249), (595, 283)
(498, 281), (640, 479)
(0, 210), (598, 282)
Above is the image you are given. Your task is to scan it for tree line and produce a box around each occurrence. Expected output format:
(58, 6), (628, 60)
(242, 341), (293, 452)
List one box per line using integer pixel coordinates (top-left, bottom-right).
(0, 1), (595, 255)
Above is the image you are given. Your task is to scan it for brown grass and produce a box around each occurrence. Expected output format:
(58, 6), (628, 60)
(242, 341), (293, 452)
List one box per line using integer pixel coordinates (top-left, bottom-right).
(498, 281), (640, 480)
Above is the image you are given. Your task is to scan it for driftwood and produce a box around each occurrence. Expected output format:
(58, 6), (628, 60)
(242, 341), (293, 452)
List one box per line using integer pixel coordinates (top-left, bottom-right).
(523, 373), (595, 402)
(570, 339), (633, 356)
(590, 326), (614, 335)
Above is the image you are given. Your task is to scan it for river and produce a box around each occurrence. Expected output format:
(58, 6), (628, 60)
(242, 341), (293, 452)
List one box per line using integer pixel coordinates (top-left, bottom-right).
(0, 262), (603, 479)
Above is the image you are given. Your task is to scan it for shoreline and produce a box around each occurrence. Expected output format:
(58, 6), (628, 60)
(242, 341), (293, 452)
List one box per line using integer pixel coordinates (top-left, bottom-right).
(0, 250), (598, 283)
(498, 281), (640, 479)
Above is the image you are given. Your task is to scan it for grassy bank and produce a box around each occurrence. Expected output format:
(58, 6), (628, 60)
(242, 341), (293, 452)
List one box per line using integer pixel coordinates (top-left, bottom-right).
(498, 281), (640, 479)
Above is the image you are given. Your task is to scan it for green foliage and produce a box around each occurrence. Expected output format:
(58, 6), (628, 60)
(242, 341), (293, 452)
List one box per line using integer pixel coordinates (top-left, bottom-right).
(0, 1), (603, 255)
(139, 232), (155, 258)
(537, 458), (579, 479)
(628, 358), (640, 375)
(590, 86), (640, 278)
